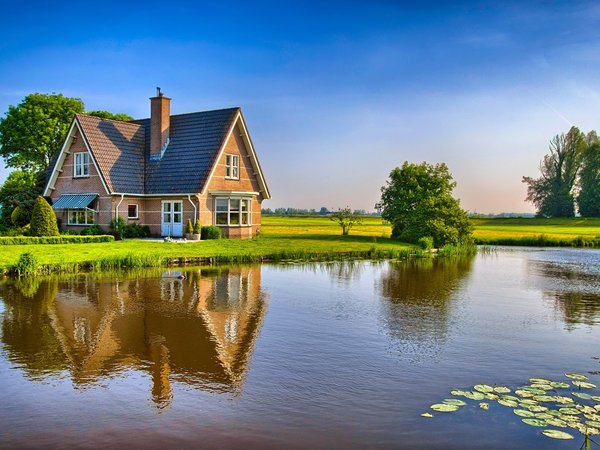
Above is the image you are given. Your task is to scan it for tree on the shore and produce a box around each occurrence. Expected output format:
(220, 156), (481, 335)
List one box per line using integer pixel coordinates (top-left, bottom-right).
(0, 93), (85, 173)
(329, 207), (362, 235)
(376, 161), (472, 247)
(30, 196), (59, 237)
(578, 137), (600, 217)
(0, 170), (37, 226)
(522, 127), (586, 217)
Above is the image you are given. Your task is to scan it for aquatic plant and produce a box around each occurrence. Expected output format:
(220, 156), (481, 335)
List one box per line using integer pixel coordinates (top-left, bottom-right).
(14, 252), (39, 276)
(422, 372), (600, 448)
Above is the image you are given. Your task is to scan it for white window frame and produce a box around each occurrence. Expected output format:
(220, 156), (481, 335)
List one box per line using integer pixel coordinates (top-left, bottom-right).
(73, 152), (90, 177)
(127, 204), (139, 219)
(214, 197), (251, 227)
(67, 209), (95, 226)
(225, 154), (240, 180)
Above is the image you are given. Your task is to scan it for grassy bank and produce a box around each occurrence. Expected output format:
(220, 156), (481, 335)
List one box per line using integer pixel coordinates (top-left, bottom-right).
(2, 216), (598, 275)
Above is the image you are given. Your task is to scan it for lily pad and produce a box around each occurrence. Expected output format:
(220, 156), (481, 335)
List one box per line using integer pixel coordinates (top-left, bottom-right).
(586, 420), (600, 428)
(546, 418), (567, 427)
(479, 402), (489, 410)
(443, 399), (467, 406)
(530, 383), (552, 391)
(485, 393), (500, 400)
(573, 381), (597, 389)
(573, 392), (593, 400)
(513, 409), (535, 417)
(565, 373), (588, 381)
(550, 381), (571, 389)
(534, 413), (553, 420)
(522, 418), (547, 427)
(463, 391), (485, 400)
(515, 390), (534, 398)
(533, 395), (556, 402)
(493, 386), (511, 394)
(591, 396), (600, 402)
(421, 412), (433, 418)
(498, 399), (519, 407)
(501, 395), (520, 402)
(528, 405), (548, 412)
(530, 377), (552, 384)
(542, 429), (574, 440)
(559, 408), (581, 415)
(554, 396), (574, 404)
(431, 403), (459, 412)
(450, 390), (468, 397)
(519, 399), (538, 406)
(474, 384), (494, 393)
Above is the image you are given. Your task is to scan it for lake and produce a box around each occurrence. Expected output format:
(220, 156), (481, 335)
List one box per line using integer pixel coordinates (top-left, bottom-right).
(1, 248), (600, 449)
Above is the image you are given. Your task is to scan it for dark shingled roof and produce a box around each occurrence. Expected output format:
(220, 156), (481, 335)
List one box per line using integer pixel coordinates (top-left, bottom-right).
(70, 108), (238, 194)
(76, 114), (146, 193)
(135, 108), (238, 194)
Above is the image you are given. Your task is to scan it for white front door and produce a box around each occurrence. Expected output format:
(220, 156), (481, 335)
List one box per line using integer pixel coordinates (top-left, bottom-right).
(161, 201), (183, 237)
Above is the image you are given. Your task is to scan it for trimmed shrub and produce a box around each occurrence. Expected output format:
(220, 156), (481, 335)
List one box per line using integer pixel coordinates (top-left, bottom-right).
(193, 220), (201, 234)
(121, 223), (151, 238)
(185, 219), (193, 234)
(110, 216), (126, 234)
(11, 205), (30, 227)
(81, 224), (104, 235)
(30, 196), (59, 237)
(201, 225), (221, 240)
(0, 235), (114, 245)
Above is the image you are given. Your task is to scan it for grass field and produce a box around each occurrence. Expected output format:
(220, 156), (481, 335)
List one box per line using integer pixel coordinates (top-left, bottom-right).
(1, 216), (599, 274)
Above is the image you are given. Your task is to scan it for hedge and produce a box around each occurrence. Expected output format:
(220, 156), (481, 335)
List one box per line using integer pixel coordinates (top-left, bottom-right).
(0, 235), (115, 245)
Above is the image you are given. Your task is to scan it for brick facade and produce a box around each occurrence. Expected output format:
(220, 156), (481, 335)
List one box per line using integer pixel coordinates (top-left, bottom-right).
(48, 116), (267, 238)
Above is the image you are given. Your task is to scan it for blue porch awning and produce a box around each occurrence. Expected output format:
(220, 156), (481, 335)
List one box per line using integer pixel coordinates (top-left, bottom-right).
(51, 193), (98, 210)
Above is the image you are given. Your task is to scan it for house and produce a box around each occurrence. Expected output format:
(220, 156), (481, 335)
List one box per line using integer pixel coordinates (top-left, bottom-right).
(43, 89), (271, 238)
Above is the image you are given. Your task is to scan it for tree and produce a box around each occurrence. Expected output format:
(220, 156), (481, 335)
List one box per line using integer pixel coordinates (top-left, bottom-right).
(87, 110), (134, 122)
(30, 196), (59, 236)
(578, 138), (600, 217)
(376, 161), (472, 247)
(0, 170), (38, 226)
(329, 207), (363, 235)
(11, 206), (29, 227)
(522, 127), (586, 217)
(0, 93), (84, 172)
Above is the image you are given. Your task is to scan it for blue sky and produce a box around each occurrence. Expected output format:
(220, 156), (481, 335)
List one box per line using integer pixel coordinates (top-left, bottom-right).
(2, 1), (600, 213)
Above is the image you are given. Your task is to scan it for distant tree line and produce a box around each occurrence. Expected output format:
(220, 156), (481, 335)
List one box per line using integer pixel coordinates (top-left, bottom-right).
(523, 126), (600, 217)
(261, 207), (381, 216)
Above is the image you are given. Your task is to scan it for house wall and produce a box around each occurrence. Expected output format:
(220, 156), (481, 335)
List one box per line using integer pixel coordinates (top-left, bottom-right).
(49, 129), (113, 232)
(202, 122), (265, 238)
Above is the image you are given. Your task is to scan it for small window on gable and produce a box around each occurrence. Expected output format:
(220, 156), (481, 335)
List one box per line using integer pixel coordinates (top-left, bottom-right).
(128, 204), (138, 219)
(74, 152), (89, 177)
(225, 154), (239, 179)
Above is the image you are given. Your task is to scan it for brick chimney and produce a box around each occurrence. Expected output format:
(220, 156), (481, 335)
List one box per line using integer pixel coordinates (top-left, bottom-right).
(150, 87), (171, 158)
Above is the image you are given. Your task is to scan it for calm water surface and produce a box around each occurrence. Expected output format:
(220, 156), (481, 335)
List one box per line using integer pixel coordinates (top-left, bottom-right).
(1, 248), (600, 449)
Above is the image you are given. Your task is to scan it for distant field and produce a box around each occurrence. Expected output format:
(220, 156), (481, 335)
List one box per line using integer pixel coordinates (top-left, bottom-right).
(471, 217), (600, 245)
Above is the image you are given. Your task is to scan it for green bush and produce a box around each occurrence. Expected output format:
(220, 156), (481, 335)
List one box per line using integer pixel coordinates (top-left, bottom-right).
(201, 225), (221, 240)
(193, 220), (201, 234)
(30, 196), (59, 236)
(81, 224), (104, 235)
(14, 252), (39, 276)
(61, 229), (79, 235)
(110, 216), (126, 234)
(121, 223), (151, 238)
(0, 235), (114, 245)
(417, 236), (434, 250)
(11, 205), (30, 227)
(185, 219), (193, 234)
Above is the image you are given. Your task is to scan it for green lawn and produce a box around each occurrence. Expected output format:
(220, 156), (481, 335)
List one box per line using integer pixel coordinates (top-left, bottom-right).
(1, 216), (599, 273)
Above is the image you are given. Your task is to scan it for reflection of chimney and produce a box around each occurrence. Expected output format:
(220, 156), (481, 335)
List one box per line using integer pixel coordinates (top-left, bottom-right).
(150, 87), (171, 159)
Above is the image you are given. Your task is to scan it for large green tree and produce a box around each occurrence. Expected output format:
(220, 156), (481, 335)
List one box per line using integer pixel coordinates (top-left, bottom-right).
(522, 126), (586, 217)
(578, 137), (600, 217)
(87, 110), (134, 122)
(376, 161), (472, 247)
(0, 170), (37, 226)
(0, 93), (85, 172)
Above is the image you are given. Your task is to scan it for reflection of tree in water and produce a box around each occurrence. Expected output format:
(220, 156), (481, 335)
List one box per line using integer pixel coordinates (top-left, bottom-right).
(530, 258), (600, 328)
(377, 257), (474, 362)
(0, 267), (268, 409)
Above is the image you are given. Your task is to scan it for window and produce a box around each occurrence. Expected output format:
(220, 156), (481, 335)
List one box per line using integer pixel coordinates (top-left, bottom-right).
(67, 209), (95, 225)
(215, 198), (251, 226)
(225, 154), (239, 179)
(74, 152), (89, 177)
(127, 204), (138, 219)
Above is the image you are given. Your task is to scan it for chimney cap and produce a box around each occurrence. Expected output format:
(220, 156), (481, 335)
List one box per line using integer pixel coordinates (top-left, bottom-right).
(156, 87), (163, 97)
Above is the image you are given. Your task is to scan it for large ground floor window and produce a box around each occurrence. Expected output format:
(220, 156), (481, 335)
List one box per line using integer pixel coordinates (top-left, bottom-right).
(215, 198), (251, 226)
(67, 209), (95, 225)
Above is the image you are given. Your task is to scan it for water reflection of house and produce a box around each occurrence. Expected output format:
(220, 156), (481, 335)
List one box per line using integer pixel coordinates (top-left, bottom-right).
(1, 267), (267, 409)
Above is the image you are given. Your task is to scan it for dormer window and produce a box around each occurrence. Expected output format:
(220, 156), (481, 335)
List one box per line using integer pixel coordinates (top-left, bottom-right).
(74, 152), (89, 177)
(225, 154), (239, 179)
